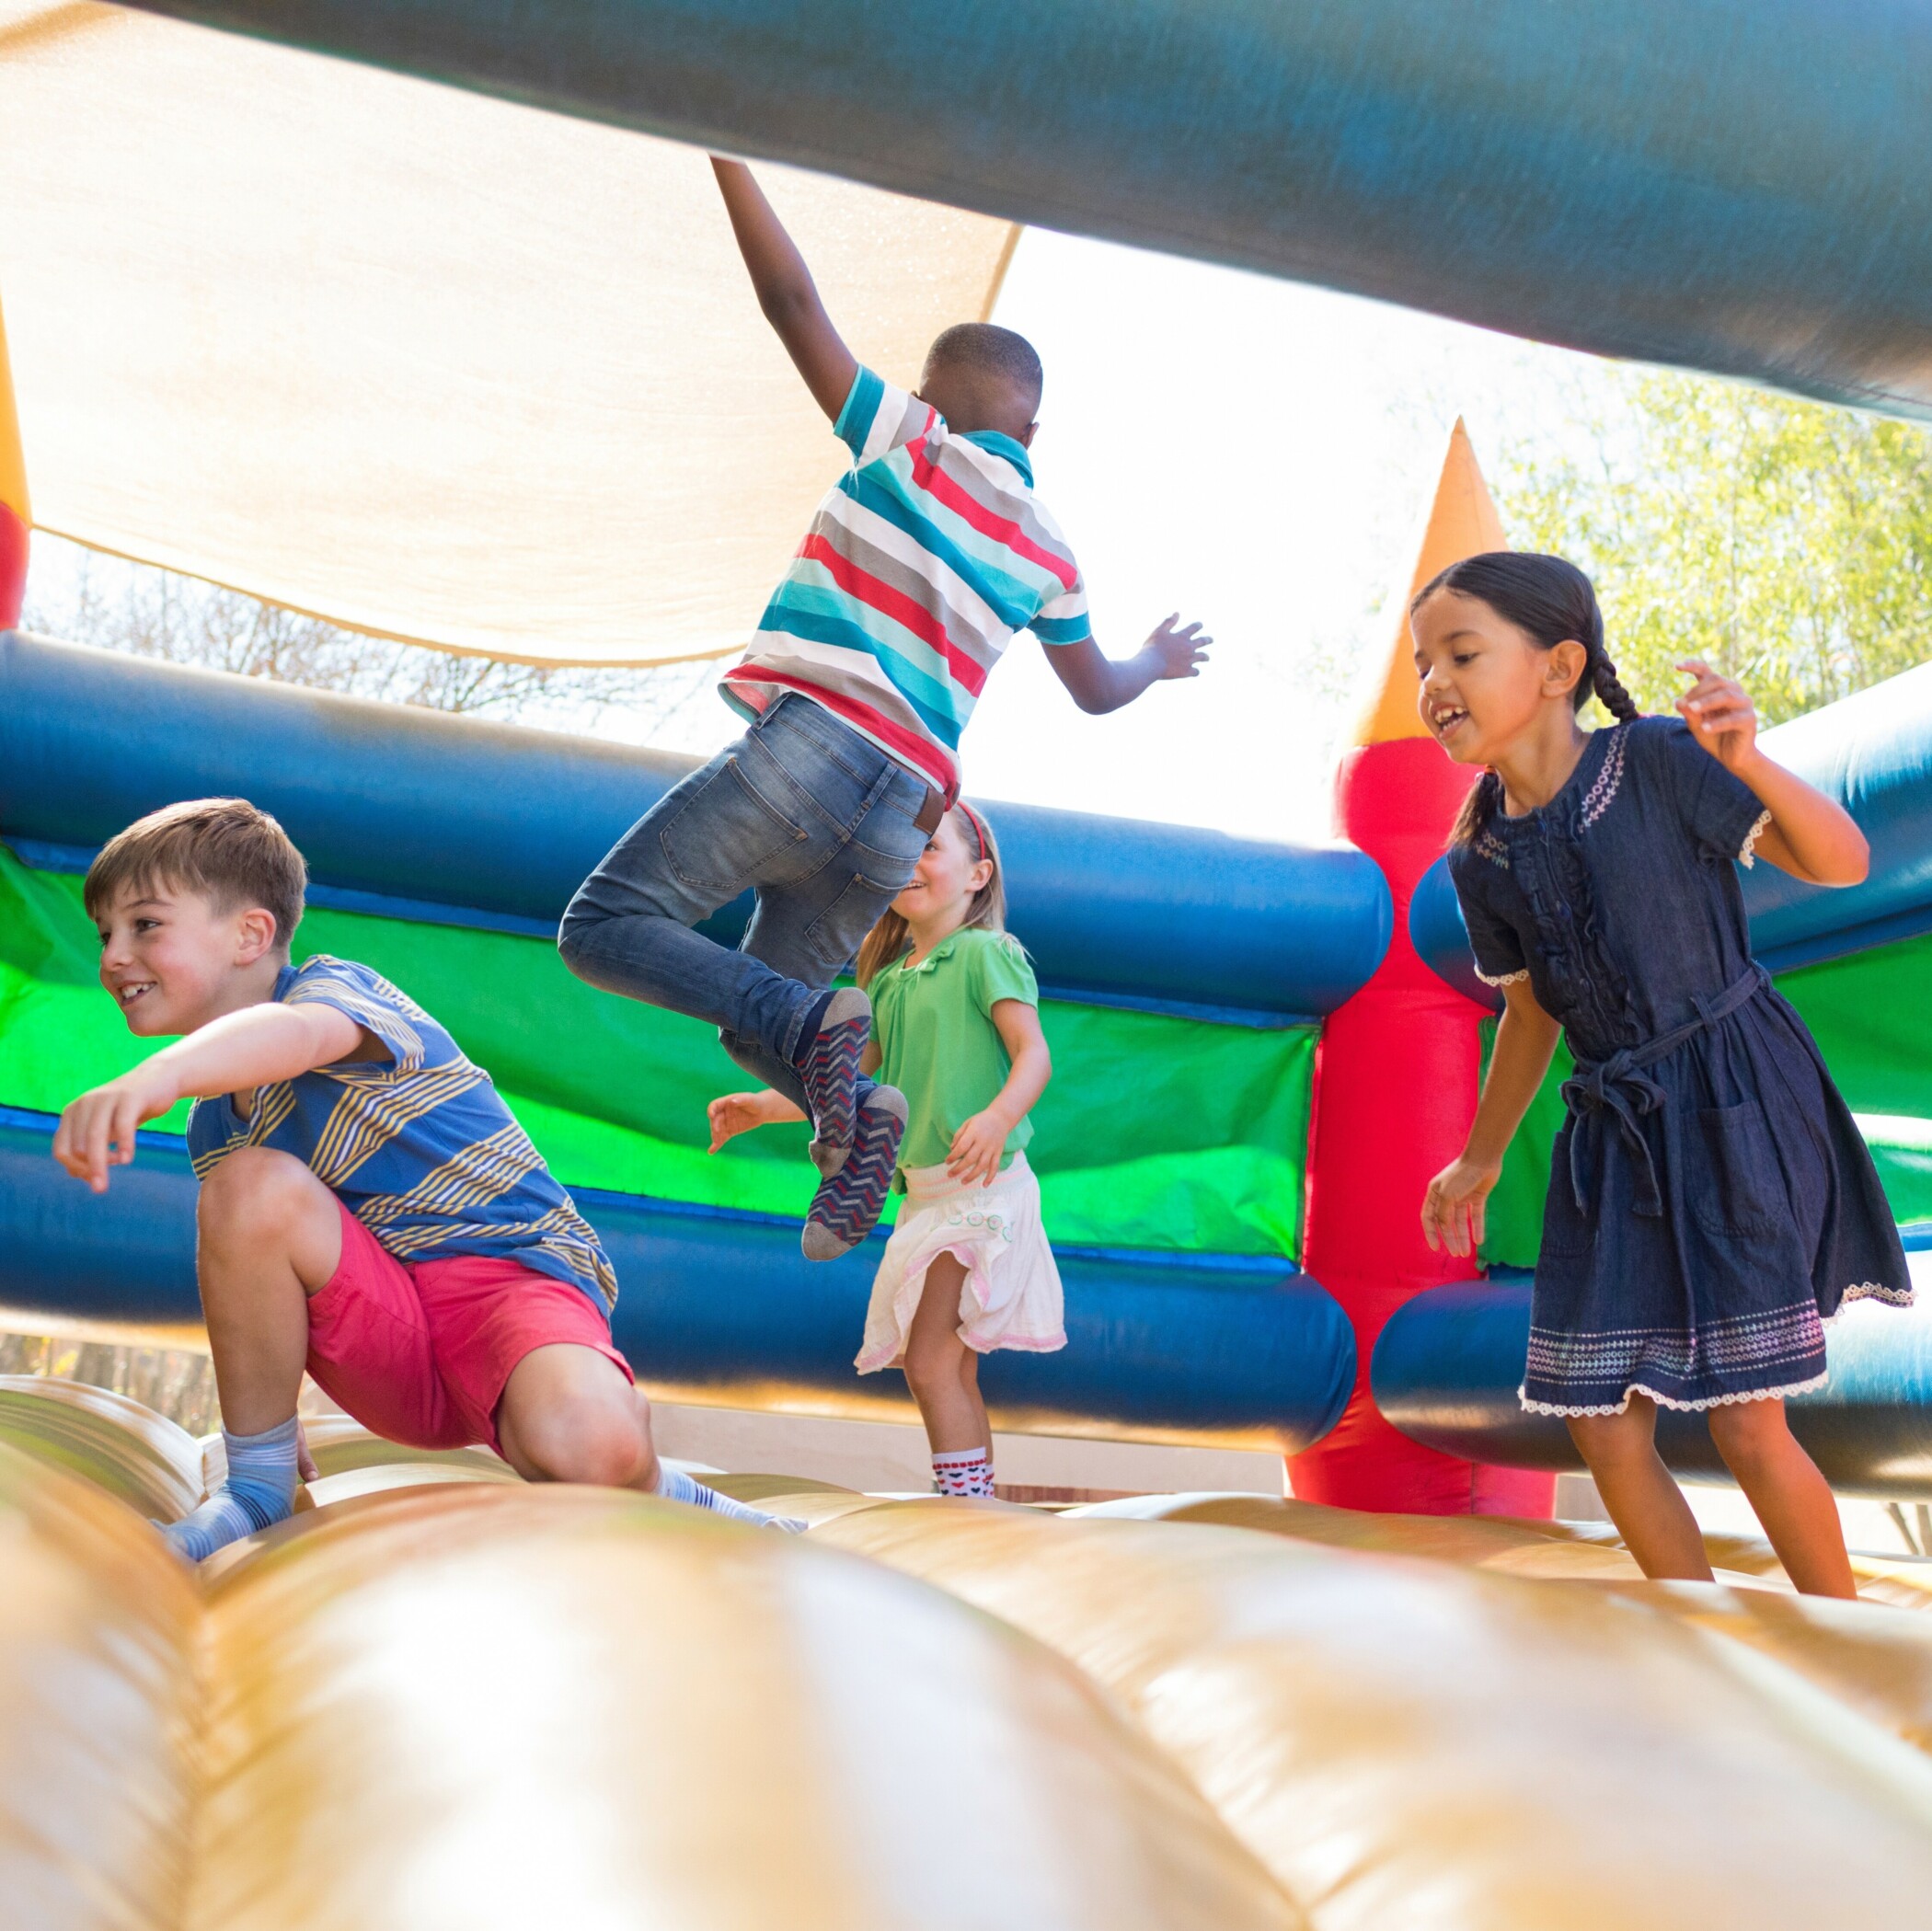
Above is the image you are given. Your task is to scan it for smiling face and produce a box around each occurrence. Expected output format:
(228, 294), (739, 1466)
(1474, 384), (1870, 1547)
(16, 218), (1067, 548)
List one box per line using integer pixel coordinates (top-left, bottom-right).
(96, 879), (282, 1037)
(1411, 587), (1588, 766)
(891, 811), (994, 934)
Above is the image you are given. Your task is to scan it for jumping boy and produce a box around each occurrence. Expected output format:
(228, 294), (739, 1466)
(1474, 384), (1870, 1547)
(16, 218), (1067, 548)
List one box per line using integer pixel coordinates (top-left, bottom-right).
(54, 798), (795, 1560)
(560, 156), (1211, 1260)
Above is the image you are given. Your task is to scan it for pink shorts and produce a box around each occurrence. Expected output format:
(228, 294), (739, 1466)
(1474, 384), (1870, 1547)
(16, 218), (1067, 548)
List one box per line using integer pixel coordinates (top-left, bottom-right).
(306, 1203), (632, 1455)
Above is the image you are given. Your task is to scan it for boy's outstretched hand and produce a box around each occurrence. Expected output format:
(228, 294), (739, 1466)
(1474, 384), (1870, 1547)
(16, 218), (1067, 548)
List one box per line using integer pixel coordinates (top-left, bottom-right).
(1046, 614), (1213, 715)
(54, 1063), (182, 1193)
(1143, 614), (1212, 682)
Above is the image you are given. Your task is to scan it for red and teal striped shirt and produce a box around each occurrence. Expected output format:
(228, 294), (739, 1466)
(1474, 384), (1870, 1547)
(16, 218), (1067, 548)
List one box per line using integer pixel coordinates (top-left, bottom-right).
(720, 365), (1091, 802)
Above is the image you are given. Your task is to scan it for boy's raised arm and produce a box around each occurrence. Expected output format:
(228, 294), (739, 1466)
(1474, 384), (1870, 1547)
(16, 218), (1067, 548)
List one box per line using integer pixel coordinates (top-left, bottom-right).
(712, 156), (858, 422)
(1046, 614), (1213, 716)
(53, 1004), (373, 1192)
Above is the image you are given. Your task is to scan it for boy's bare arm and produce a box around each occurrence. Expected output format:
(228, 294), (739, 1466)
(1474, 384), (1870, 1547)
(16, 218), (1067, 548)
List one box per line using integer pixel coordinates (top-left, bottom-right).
(54, 1004), (377, 1191)
(1046, 615), (1213, 716)
(712, 157), (858, 422)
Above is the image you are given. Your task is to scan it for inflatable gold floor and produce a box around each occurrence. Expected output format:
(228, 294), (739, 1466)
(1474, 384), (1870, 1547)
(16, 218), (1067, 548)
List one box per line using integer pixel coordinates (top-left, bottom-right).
(9, 1374), (1932, 1930)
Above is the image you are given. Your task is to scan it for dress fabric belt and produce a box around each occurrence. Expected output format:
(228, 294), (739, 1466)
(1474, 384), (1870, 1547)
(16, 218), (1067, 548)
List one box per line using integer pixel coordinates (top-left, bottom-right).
(1560, 963), (1768, 1220)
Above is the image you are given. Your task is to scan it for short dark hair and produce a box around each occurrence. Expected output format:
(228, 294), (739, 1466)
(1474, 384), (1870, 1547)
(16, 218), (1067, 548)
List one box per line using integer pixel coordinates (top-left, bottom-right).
(84, 798), (307, 948)
(923, 322), (1043, 417)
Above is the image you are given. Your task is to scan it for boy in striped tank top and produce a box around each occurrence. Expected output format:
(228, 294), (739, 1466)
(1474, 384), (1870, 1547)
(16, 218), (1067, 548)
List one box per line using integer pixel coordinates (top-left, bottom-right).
(561, 157), (1211, 1260)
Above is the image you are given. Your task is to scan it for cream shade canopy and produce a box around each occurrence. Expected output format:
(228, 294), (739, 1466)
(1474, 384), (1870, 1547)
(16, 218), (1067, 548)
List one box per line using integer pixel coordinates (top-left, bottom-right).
(0, 2), (1017, 663)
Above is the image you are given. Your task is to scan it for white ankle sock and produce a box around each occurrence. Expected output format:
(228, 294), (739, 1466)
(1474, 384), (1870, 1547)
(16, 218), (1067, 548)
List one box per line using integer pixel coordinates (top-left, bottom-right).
(653, 1462), (805, 1533)
(932, 1448), (995, 1499)
(158, 1417), (300, 1562)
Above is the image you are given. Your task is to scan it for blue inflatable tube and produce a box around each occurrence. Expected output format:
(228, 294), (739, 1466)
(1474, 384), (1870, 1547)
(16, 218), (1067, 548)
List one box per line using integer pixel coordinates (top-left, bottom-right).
(0, 633), (1389, 1021)
(1412, 661), (1932, 1004)
(1372, 1273), (1932, 1499)
(126, 0), (1932, 420)
(0, 1110), (1354, 1451)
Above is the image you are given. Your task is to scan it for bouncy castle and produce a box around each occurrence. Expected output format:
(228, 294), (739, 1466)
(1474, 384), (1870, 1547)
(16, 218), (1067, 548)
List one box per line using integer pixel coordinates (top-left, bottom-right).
(6, 5), (1932, 1926)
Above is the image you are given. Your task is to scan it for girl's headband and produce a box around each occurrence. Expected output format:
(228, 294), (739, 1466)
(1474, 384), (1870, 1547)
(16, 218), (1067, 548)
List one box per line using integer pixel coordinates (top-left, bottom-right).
(956, 801), (987, 861)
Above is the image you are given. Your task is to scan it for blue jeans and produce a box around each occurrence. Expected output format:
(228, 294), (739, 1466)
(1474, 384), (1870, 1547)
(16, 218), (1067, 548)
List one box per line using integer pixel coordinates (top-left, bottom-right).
(558, 695), (933, 1109)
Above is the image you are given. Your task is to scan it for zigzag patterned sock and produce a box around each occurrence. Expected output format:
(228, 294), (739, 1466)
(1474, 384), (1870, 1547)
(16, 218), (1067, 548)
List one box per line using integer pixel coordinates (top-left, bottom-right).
(802, 1084), (906, 1260)
(933, 1448), (995, 1499)
(791, 985), (872, 1174)
(654, 1462), (806, 1533)
(158, 1417), (300, 1563)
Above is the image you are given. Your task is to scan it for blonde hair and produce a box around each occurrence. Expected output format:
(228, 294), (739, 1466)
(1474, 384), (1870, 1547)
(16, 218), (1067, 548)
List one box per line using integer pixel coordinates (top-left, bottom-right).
(84, 798), (307, 949)
(855, 803), (1008, 988)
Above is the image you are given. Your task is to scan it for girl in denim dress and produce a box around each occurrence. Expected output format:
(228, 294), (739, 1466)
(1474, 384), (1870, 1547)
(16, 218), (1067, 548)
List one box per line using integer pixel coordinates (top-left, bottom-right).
(1416, 553), (1908, 1597)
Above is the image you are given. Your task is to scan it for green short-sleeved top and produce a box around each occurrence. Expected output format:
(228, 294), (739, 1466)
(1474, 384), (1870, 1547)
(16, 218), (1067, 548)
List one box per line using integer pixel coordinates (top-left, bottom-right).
(870, 925), (1040, 1173)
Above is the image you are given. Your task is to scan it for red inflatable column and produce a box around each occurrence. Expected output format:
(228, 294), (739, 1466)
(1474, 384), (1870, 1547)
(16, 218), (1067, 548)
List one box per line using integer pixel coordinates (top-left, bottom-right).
(1289, 422), (1554, 1517)
(0, 291), (29, 628)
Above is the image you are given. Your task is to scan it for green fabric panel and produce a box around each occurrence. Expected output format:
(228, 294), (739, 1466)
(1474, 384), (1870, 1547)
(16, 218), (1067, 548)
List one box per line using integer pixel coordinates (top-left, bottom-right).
(1478, 1023), (1574, 1271)
(1478, 931), (1932, 1267)
(1774, 931), (1932, 1118)
(0, 846), (1311, 1258)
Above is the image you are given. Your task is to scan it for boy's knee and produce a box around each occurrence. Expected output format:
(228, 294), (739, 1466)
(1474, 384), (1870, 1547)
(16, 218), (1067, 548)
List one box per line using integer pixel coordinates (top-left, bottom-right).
(516, 1397), (648, 1489)
(199, 1146), (330, 1239)
(556, 911), (601, 980)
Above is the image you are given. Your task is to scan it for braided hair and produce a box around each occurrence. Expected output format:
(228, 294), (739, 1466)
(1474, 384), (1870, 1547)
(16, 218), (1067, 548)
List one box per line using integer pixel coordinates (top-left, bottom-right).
(1409, 552), (1639, 845)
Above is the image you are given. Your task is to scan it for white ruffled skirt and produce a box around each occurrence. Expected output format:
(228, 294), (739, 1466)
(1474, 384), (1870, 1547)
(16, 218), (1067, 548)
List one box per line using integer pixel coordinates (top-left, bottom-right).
(855, 1153), (1066, 1372)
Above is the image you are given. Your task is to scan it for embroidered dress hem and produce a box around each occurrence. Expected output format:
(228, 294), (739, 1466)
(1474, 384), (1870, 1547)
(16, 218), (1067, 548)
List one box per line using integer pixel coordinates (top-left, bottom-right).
(855, 1153), (1064, 1373)
(1520, 1278), (1915, 1417)
(1518, 1369), (1830, 1419)
(1823, 1282), (1917, 1319)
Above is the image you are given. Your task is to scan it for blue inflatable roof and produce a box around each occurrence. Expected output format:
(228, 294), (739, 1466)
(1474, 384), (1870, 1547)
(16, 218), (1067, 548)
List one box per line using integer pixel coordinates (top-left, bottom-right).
(127, 0), (1932, 421)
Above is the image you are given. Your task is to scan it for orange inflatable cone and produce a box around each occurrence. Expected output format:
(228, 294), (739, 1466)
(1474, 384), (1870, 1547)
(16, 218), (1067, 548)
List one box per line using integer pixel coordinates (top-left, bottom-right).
(1289, 421), (1554, 1515)
(0, 292), (29, 629)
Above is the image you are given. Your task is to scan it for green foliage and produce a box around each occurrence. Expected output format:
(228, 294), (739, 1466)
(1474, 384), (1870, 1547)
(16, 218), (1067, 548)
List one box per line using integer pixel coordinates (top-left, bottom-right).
(1499, 371), (1932, 722)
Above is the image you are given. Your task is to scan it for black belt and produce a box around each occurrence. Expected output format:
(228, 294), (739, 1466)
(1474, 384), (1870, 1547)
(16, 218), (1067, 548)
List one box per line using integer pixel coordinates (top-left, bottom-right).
(1560, 963), (1767, 1219)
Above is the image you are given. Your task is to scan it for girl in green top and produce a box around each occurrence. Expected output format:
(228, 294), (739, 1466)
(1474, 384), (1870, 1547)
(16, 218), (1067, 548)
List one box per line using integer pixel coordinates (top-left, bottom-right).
(708, 805), (1063, 1499)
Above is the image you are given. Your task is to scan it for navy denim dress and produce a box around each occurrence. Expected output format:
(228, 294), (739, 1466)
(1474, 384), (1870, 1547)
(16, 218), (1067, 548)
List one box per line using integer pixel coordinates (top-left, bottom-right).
(1448, 717), (1910, 1416)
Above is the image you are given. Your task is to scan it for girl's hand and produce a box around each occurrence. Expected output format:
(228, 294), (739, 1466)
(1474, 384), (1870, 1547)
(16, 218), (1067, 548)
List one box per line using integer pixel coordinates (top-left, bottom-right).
(1420, 1155), (1501, 1259)
(707, 1089), (799, 1153)
(946, 1109), (1011, 1188)
(1675, 660), (1758, 772)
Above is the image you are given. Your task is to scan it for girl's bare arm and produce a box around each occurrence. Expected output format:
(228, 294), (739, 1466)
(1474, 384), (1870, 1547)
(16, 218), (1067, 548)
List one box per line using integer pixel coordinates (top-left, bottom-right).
(1677, 660), (1869, 885)
(1420, 977), (1562, 1258)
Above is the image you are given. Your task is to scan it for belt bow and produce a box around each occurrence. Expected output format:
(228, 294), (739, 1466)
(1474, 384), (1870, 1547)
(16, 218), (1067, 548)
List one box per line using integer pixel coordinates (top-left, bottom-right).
(1558, 964), (1766, 1222)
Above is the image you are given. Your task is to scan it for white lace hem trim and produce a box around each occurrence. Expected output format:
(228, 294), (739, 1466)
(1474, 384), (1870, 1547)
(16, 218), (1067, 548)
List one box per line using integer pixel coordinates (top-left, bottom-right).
(1823, 1282), (1916, 1322)
(1518, 1282), (1914, 1418)
(1738, 808), (1773, 868)
(1476, 966), (1529, 988)
(1518, 1371), (1830, 1419)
